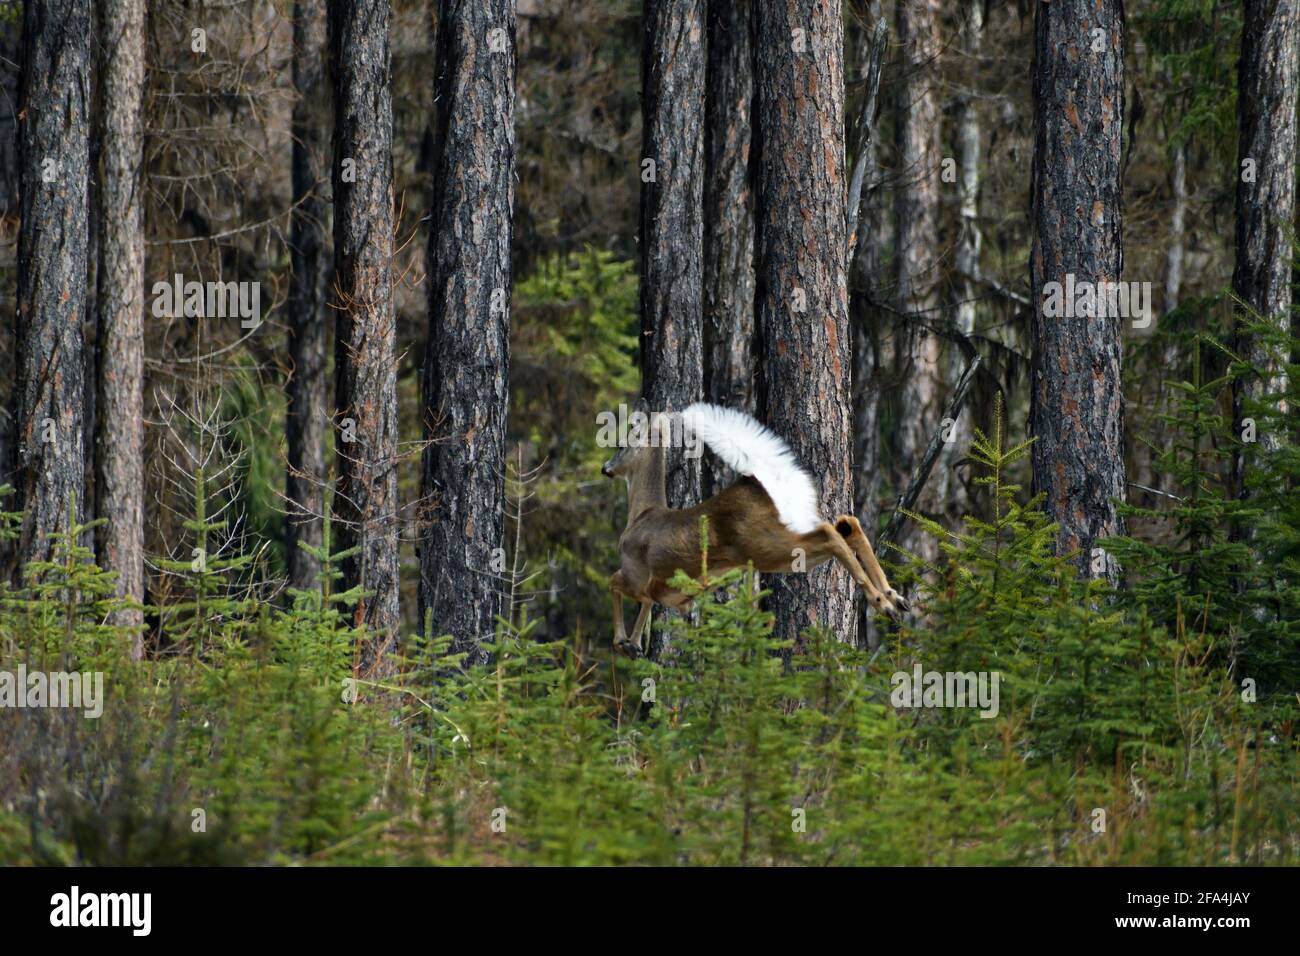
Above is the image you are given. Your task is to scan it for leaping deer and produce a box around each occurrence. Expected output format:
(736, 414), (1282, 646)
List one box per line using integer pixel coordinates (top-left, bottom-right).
(600, 401), (907, 657)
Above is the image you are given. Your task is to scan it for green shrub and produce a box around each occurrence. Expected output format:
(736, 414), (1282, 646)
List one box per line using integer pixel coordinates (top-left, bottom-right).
(1, 360), (1296, 867)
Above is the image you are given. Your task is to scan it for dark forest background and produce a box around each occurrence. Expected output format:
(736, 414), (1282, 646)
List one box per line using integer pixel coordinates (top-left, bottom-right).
(0, 0), (1297, 866)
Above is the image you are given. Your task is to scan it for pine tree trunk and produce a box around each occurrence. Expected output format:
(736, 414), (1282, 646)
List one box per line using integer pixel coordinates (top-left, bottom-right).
(1029, 0), (1127, 581)
(640, 0), (705, 508)
(851, 294), (882, 531)
(420, 0), (516, 666)
(1164, 142), (1186, 316)
(82, 110), (98, 550)
(640, 0), (706, 661)
(893, 0), (944, 567)
(330, 0), (400, 670)
(945, 0), (982, 520)
(0, 20), (19, 557)
(0, 19), (17, 221)
(852, 0), (889, 536)
(852, 243), (885, 649)
(1142, 140), (1186, 495)
(95, 0), (146, 654)
(850, 0), (887, 643)
(286, 0), (329, 595)
(14, 0), (90, 573)
(1232, 0), (1297, 486)
(754, 0), (855, 644)
(702, 0), (755, 494)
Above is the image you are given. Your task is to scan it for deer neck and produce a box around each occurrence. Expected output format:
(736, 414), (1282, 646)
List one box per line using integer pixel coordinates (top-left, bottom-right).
(625, 445), (668, 522)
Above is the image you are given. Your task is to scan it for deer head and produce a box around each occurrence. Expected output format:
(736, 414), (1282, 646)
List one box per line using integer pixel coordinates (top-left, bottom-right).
(600, 436), (645, 480)
(600, 398), (671, 520)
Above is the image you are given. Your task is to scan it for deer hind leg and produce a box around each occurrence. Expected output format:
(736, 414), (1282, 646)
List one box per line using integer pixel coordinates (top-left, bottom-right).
(611, 571), (647, 658)
(834, 515), (909, 612)
(612, 567), (662, 659)
(626, 601), (652, 657)
(801, 522), (894, 619)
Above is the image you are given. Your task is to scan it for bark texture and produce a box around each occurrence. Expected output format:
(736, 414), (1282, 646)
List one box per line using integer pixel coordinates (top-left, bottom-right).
(14, 0), (90, 572)
(286, 0), (330, 594)
(1142, 140), (1186, 495)
(95, 0), (147, 652)
(702, 0), (755, 494)
(330, 0), (400, 670)
(1232, 0), (1297, 481)
(945, 0), (982, 520)
(1164, 142), (1186, 314)
(420, 0), (516, 666)
(640, 0), (705, 507)
(852, 0), (889, 536)
(754, 0), (855, 644)
(893, 0), (944, 567)
(0, 19), (18, 532)
(1029, 0), (1127, 580)
(0, 19), (17, 219)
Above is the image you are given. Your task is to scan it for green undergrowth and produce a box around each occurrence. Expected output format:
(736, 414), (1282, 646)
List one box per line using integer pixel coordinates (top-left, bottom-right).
(1, 338), (1297, 866)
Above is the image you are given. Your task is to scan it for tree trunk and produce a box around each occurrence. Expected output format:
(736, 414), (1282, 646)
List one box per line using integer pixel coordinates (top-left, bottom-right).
(0, 19), (19, 552)
(852, 0), (889, 536)
(754, 0), (855, 644)
(1142, 139), (1186, 495)
(849, 3), (889, 649)
(640, 0), (705, 507)
(95, 0), (146, 654)
(83, 88), (99, 552)
(420, 0), (516, 667)
(330, 0), (400, 671)
(1029, 0), (1127, 581)
(1232, 0), (1297, 487)
(851, 292), (882, 530)
(286, 0), (329, 595)
(1164, 141), (1186, 316)
(702, 0), (755, 494)
(893, 0), (944, 568)
(14, 0), (90, 573)
(640, 0), (706, 661)
(945, 0), (982, 520)
(0, 19), (17, 220)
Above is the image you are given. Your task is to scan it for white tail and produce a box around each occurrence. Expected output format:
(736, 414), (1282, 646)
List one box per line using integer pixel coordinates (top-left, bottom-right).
(680, 403), (821, 534)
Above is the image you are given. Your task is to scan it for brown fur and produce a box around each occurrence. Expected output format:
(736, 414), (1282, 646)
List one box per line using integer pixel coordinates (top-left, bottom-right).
(604, 440), (905, 656)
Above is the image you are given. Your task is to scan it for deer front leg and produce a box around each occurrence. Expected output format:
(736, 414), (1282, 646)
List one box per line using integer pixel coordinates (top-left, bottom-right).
(611, 571), (636, 656)
(611, 578), (628, 646)
(834, 515), (909, 613)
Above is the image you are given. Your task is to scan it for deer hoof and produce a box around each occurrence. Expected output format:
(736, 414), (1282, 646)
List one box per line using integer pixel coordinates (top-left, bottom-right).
(614, 638), (642, 659)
